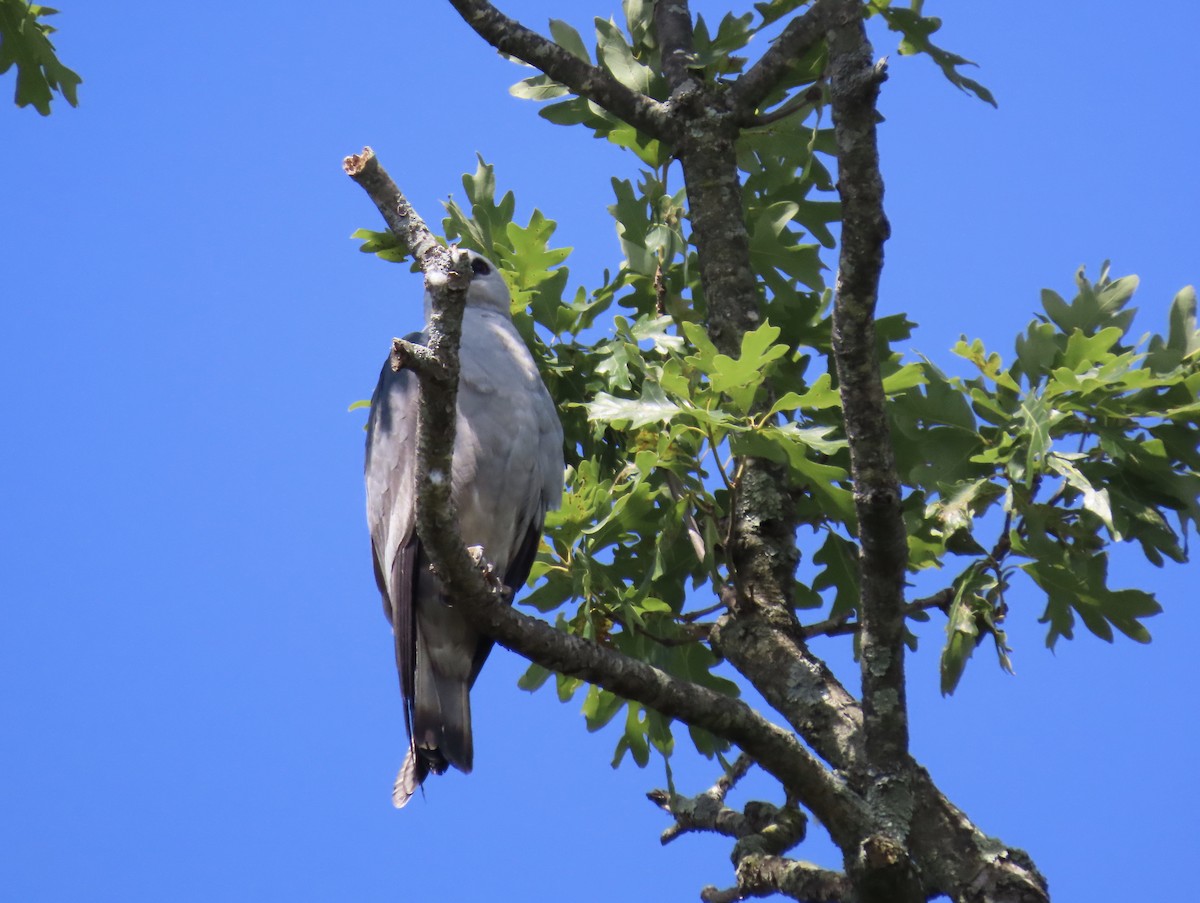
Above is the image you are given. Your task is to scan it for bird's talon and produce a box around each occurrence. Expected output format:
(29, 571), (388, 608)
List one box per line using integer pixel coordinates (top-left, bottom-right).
(466, 545), (504, 591)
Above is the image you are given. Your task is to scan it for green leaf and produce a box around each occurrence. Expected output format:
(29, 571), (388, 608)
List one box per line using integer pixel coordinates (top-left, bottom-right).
(870, 3), (996, 107)
(707, 321), (788, 413)
(940, 570), (981, 695)
(613, 703), (650, 767)
(509, 72), (570, 101)
(1014, 320), (1060, 386)
(582, 685), (626, 731)
(350, 227), (410, 263)
(753, 0), (808, 29)
(550, 18), (591, 61)
(517, 662), (552, 692)
(748, 201), (825, 290)
(772, 373), (841, 413)
(1059, 326), (1123, 374)
(1146, 285), (1200, 373)
(952, 338), (1021, 392)
(0, 0), (81, 114)
(1015, 392), (1063, 487)
(594, 17), (652, 93)
(585, 381), (682, 428)
(1041, 264), (1138, 337)
(1024, 551), (1162, 648)
(812, 532), (860, 617)
(1046, 455), (1118, 539)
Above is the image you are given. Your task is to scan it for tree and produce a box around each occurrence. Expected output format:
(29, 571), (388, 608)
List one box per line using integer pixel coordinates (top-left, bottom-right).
(0, 0), (80, 113)
(346, 3), (1198, 901)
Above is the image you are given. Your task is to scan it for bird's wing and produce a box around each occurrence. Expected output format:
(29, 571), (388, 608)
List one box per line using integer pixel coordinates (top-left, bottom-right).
(365, 331), (424, 738)
(536, 377), (566, 514)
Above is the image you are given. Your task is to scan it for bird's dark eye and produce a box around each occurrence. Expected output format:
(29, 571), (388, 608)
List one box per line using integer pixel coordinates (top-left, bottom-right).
(471, 257), (491, 277)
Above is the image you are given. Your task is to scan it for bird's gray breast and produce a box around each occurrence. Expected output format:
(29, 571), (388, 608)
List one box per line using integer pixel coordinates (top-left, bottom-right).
(450, 309), (559, 572)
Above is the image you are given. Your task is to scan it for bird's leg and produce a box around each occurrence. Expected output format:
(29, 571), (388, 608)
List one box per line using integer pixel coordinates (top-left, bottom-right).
(466, 545), (506, 594)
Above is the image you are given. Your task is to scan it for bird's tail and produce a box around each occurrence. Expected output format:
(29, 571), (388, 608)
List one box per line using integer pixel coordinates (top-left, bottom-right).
(392, 749), (427, 808)
(415, 667), (474, 774)
(394, 666), (473, 807)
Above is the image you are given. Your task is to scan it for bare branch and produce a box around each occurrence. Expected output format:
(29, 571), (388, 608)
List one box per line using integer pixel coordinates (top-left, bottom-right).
(799, 610), (856, 640)
(727, 855), (853, 902)
(389, 336), (444, 378)
(343, 148), (445, 271)
(800, 590), (955, 640)
(649, 753), (757, 844)
(649, 791), (774, 846)
(681, 598), (728, 623)
(447, 0), (673, 139)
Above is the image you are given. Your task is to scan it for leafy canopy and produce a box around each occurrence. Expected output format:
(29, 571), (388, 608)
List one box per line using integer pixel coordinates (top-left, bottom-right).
(355, 1), (1198, 764)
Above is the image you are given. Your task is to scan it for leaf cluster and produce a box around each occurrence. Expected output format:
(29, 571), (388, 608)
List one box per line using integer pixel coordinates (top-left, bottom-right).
(0, 0), (80, 114)
(354, 3), (1198, 763)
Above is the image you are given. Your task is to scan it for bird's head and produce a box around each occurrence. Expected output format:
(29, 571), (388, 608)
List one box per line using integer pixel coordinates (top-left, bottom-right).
(423, 250), (511, 319)
(463, 251), (513, 315)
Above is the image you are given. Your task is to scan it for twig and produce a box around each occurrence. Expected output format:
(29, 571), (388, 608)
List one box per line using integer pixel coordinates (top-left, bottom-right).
(800, 590), (955, 640)
(390, 336), (444, 377)
(342, 148), (444, 271)
(446, 0), (673, 139)
(800, 610), (857, 640)
(731, 1), (849, 121)
(681, 599), (728, 624)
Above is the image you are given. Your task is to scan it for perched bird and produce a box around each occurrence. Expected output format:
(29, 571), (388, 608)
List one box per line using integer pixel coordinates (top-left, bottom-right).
(364, 251), (564, 807)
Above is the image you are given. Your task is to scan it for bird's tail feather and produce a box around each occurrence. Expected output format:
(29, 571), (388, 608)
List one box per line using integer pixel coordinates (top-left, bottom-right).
(415, 669), (473, 774)
(392, 749), (426, 808)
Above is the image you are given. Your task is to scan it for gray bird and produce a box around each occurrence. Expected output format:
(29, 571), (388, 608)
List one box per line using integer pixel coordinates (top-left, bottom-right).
(365, 251), (564, 807)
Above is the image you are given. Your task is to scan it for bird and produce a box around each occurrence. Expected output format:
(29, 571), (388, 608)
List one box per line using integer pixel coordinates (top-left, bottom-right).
(364, 250), (564, 807)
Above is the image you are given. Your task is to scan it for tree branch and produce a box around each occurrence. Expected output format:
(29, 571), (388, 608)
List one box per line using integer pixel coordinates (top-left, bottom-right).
(711, 610), (865, 775)
(342, 148), (444, 271)
(349, 12), (1053, 893)
(826, 7), (921, 900)
(705, 856), (853, 902)
(800, 590), (955, 640)
(730, 1), (847, 122)
(654, 0), (698, 97)
(446, 0), (673, 139)
(390, 336), (445, 379)
(345, 149), (870, 853)
(451, 568), (869, 849)
(828, 0), (909, 777)
(648, 753), (757, 844)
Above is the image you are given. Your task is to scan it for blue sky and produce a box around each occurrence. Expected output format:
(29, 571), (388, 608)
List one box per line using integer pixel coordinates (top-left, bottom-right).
(2, 2), (1196, 900)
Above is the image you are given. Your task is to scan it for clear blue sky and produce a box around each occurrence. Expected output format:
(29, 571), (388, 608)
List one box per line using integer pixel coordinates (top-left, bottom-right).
(2, 2), (1196, 900)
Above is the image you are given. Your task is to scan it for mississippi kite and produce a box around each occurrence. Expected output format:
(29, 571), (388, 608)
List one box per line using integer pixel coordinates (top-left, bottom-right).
(365, 251), (564, 807)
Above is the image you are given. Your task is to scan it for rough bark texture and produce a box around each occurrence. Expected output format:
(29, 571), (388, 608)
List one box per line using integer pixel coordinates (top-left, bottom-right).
(825, 7), (922, 902)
